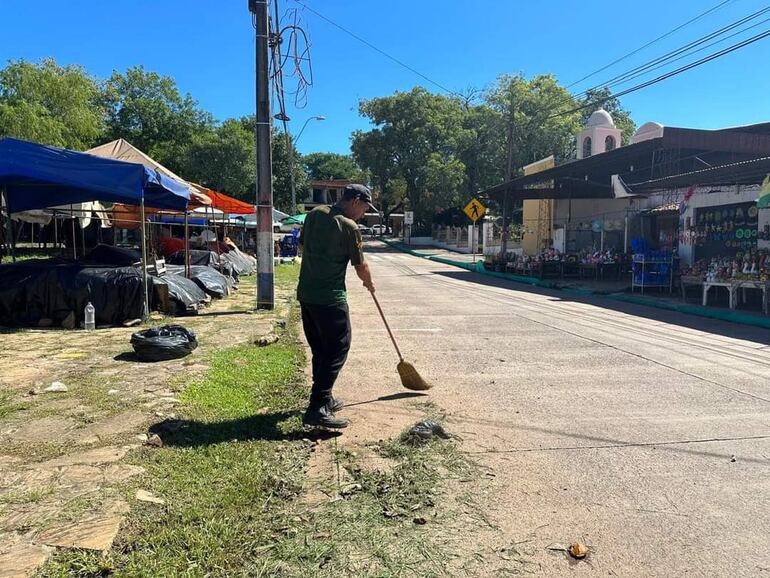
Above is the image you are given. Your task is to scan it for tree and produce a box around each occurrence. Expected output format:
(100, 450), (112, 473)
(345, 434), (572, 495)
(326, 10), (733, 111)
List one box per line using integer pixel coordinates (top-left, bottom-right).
(178, 119), (255, 200)
(102, 66), (213, 170)
(485, 74), (584, 172)
(238, 117), (309, 213)
(456, 103), (506, 195)
(352, 87), (468, 230)
(303, 152), (364, 181)
(0, 58), (105, 149)
(580, 88), (637, 145)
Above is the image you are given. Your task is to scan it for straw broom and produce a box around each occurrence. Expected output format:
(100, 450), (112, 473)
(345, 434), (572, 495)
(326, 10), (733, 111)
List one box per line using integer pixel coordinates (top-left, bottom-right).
(370, 291), (432, 391)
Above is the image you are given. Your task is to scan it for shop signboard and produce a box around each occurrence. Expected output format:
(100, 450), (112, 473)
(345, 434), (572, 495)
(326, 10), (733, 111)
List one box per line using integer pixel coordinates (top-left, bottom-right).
(693, 201), (759, 260)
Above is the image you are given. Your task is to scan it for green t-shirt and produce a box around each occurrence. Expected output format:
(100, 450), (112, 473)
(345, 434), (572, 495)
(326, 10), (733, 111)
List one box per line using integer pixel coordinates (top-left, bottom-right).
(297, 205), (364, 305)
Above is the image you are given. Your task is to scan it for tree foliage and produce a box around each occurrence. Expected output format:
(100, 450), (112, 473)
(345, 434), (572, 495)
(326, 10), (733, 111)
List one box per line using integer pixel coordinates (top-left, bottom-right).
(102, 66), (214, 170)
(353, 88), (468, 229)
(0, 59), (105, 149)
(352, 75), (636, 228)
(178, 118), (255, 200)
(303, 152), (364, 182)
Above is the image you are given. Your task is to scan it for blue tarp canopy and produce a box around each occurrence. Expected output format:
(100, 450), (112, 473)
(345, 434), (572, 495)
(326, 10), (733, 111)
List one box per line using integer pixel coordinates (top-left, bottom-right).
(0, 138), (190, 213)
(152, 215), (208, 226)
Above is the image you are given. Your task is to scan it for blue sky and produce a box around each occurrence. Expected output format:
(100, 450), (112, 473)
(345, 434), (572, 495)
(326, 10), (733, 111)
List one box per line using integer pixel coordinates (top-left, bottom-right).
(1, 0), (769, 156)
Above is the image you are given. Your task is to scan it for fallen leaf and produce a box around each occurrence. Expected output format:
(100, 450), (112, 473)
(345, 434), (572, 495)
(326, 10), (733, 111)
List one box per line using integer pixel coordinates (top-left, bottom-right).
(568, 542), (588, 559)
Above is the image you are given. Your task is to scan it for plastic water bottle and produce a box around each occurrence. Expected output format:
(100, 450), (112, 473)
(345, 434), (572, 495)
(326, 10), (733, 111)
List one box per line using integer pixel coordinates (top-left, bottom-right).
(84, 302), (96, 331)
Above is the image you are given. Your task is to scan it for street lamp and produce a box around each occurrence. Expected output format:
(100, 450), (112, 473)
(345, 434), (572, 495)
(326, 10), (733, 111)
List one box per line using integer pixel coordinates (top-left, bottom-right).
(294, 115), (326, 145)
(273, 114), (326, 214)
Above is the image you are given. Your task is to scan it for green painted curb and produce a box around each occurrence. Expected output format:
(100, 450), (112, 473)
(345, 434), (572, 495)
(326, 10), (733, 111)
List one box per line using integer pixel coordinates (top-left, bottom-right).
(379, 237), (770, 330)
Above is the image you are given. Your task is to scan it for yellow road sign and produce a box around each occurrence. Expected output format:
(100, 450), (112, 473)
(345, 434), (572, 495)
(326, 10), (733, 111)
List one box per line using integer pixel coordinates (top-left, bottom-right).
(463, 198), (486, 222)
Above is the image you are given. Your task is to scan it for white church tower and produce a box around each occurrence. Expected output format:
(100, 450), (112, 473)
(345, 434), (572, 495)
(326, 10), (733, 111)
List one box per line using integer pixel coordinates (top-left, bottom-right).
(576, 108), (622, 159)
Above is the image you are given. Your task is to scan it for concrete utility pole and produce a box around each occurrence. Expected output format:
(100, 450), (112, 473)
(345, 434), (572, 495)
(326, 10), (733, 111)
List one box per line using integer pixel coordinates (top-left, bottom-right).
(250, 0), (274, 309)
(501, 86), (515, 258)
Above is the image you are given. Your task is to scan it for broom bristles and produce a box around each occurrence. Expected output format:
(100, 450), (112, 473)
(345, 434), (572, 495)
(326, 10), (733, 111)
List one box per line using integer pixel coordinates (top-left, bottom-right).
(397, 360), (433, 391)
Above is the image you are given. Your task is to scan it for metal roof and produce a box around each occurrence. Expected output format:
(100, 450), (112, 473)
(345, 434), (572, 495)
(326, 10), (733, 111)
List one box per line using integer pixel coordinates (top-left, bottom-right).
(484, 123), (770, 202)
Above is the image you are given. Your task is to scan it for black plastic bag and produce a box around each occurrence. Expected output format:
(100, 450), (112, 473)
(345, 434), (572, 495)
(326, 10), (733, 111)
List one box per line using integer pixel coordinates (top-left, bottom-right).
(406, 420), (451, 442)
(130, 324), (198, 362)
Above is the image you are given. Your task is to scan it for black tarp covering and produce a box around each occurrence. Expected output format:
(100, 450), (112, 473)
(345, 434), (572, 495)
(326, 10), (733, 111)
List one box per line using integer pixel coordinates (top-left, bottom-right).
(82, 245), (142, 267)
(0, 259), (145, 327)
(166, 249), (256, 278)
(167, 250), (235, 278)
(165, 265), (233, 298)
(225, 249), (256, 276)
(151, 274), (207, 315)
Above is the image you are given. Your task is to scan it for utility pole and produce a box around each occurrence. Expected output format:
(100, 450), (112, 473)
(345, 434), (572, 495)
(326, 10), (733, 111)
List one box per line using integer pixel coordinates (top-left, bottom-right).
(250, 0), (274, 309)
(501, 85), (515, 258)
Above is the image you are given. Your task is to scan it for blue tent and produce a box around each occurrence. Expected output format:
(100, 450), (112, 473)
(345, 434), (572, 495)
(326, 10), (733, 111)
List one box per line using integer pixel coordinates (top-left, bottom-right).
(0, 138), (190, 212)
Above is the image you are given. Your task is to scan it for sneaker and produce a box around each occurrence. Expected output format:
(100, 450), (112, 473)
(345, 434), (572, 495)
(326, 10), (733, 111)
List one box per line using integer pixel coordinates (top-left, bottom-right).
(328, 397), (344, 413)
(303, 405), (349, 429)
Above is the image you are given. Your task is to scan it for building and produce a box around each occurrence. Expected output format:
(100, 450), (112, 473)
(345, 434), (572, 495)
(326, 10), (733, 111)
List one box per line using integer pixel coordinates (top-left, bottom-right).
(300, 179), (352, 212)
(485, 115), (770, 265)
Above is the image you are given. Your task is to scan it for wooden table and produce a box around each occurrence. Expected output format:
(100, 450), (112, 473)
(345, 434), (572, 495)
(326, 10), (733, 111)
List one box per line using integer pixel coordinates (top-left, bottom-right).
(702, 280), (736, 308)
(680, 276), (703, 303)
(579, 263), (599, 280)
(734, 280), (770, 315)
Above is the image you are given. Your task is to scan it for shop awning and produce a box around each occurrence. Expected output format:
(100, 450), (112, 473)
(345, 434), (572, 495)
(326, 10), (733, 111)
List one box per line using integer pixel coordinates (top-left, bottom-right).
(205, 190), (255, 214)
(86, 139), (211, 207)
(0, 137), (190, 212)
(283, 213), (307, 225)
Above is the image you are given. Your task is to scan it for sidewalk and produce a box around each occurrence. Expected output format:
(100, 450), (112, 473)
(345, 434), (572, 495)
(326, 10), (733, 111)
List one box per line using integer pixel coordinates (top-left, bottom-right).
(380, 238), (770, 330)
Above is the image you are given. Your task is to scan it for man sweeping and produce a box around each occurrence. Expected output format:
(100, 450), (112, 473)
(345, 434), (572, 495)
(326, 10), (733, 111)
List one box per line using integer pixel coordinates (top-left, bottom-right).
(297, 184), (376, 429)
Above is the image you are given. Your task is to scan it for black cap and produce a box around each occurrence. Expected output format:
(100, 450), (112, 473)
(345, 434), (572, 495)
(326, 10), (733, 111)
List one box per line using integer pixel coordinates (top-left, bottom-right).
(342, 184), (378, 212)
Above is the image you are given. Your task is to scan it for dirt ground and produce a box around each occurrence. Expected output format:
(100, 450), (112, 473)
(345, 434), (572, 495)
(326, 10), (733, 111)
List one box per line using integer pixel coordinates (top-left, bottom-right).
(0, 274), (292, 577)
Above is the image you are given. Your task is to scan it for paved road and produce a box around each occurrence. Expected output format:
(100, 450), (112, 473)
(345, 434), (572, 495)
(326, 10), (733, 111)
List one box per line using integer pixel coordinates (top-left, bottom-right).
(334, 242), (770, 577)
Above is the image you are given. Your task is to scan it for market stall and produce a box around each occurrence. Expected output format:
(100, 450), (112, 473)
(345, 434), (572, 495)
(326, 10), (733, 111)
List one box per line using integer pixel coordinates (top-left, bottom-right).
(1, 137), (190, 321)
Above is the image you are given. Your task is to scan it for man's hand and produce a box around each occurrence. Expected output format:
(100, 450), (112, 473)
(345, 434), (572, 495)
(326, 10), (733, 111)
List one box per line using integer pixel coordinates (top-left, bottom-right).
(354, 263), (375, 293)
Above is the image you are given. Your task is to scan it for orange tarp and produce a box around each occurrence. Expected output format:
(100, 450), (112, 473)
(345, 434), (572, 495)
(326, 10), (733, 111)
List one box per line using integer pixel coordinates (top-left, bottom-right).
(205, 190), (255, 214)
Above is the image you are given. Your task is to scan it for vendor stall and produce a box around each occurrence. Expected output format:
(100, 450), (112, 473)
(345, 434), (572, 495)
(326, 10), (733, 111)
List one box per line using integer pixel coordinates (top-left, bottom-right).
(1, 137), (190, 319)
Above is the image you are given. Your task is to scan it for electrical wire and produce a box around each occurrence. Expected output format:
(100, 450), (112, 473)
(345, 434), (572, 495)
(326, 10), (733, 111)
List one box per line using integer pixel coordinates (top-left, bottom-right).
(291, 0), (461, 96)
(547, 27), (770, 120)
(566, 0), (735, 89)
(573, 6), (770, 100)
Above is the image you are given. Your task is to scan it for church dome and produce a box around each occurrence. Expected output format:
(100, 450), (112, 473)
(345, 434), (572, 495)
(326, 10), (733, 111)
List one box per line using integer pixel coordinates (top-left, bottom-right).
(586, 108), (615, 128)
(631, 121), (664, 143)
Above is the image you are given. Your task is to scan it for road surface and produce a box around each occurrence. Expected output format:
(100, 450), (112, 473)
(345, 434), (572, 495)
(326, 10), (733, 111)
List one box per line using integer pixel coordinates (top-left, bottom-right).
(332, 241), (770, 577)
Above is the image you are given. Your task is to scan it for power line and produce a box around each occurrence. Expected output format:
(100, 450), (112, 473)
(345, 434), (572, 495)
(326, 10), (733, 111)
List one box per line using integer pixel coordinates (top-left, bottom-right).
(291, 0), (460, 96)
(567, 0), (735, 89)
(573, 5), (770, 100)
(548, 26), (770, 120)
(592, 13), (770, 96)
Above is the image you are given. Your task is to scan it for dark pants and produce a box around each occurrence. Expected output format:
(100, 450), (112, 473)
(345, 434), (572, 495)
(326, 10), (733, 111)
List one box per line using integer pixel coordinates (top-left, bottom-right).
(300, 302), (351, 410)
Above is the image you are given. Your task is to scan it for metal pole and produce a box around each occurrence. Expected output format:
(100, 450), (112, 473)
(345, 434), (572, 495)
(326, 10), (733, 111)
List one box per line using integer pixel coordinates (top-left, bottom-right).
(500, 192), (509, 259)
(70, 205), (77, 260)
(284, 128), (298, 215)
(2, 187), (15, 262)
(252, 0), (274, 309)
(624, 214), (629, 254)
(140, 198), (150, 319)
(184, 210), (191, 279)
(471, 223), (476, 263)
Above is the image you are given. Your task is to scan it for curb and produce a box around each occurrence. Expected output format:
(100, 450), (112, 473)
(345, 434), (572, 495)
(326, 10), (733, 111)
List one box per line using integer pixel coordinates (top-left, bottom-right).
(378, 238), (770, 330)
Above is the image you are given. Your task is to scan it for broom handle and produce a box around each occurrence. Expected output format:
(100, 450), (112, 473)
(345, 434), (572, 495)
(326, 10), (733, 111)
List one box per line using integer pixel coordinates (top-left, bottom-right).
(370, 291), (404, 362)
